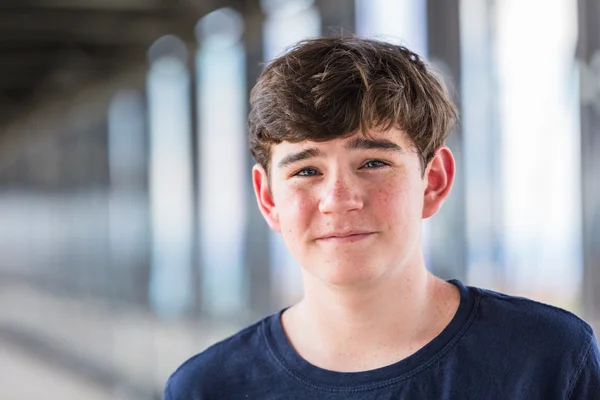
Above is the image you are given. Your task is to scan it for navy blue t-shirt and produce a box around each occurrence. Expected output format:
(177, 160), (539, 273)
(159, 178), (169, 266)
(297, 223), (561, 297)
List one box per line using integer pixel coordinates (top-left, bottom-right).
(164, 280), (600, 399)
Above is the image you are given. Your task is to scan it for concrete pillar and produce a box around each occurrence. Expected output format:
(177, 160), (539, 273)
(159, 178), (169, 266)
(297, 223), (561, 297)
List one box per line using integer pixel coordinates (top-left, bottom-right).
(578, 0), (600, 331)
(424, 0), (467, 281)
(242, 2), (275, 318)
(315, 0), (355, 35)
(459, 0), (504, 289)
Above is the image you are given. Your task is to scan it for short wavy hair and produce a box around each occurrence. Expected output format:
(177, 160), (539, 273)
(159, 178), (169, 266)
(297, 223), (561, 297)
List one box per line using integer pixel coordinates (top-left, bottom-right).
(248, 36), (458, 175)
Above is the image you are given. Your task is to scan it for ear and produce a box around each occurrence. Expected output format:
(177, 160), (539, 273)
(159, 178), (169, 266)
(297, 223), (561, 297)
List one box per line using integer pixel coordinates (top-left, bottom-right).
(422, 146), (455, 219)
(252, 163), (281, 232)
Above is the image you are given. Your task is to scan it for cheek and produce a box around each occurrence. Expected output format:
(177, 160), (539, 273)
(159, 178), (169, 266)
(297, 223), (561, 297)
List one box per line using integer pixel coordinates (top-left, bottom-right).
(374, 189), (406, 221)
(372, 176), (423, 222)
(276, 186), (317, 231)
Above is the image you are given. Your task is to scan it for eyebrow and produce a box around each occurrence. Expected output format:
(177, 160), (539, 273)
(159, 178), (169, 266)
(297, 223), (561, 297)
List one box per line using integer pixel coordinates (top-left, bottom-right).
(276, 138), (404, 169)
(344, 137), (405, 152)
(277, 147), (325, 169)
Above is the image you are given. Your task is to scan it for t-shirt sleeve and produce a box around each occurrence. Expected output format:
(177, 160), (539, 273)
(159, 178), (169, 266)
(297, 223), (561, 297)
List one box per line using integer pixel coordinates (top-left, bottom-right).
(163, 379), (175, 400)
(567, 332), (600, 399)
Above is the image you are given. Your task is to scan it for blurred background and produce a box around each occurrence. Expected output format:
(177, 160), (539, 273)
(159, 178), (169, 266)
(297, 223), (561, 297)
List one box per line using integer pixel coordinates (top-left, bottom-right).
(0, 0), (598, 398)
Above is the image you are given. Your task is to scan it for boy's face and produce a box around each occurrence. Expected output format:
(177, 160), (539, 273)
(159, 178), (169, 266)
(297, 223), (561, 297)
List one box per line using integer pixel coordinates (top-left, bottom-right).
(253, 128), (452, 288)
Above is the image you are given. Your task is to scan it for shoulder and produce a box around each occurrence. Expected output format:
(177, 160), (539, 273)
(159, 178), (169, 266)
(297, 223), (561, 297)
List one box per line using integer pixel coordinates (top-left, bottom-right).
(468, 285), (596, 367)
(473, 285), (594, 341)
(163, 317), (269, 400)
(474, 286), (600, 397)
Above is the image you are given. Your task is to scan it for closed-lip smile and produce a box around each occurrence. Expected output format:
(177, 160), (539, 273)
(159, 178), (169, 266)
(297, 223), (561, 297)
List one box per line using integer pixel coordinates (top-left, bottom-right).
(317, 231), (375, 243)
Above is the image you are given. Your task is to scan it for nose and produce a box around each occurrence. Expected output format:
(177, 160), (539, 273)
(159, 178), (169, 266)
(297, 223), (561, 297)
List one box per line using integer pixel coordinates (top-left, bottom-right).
(318, 172), (364, 214)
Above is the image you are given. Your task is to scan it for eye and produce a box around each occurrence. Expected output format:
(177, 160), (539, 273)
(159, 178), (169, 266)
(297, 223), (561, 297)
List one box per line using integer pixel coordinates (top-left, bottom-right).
(293, 167), (321, 177)
(361, 159), (389, 169)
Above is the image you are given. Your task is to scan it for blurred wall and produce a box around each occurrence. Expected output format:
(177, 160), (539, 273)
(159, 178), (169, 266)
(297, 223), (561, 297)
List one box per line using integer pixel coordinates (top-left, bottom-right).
(0, 0), (597, 399)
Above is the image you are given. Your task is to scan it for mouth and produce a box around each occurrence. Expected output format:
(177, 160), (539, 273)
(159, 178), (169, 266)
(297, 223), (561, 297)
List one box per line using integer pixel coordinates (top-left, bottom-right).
(316, 232), (375, 243)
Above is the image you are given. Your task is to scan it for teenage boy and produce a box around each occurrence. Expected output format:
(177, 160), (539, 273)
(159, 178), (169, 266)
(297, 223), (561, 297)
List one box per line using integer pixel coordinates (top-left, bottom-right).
(164, 36), (600, 399)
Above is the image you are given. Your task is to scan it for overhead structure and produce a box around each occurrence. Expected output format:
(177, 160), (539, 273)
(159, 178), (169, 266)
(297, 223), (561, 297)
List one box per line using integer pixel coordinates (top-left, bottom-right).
(0, 0), (248, 127)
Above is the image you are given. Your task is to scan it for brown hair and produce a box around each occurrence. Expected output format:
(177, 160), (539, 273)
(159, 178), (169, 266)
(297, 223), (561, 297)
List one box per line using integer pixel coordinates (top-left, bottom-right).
(248, 36), (457, 175)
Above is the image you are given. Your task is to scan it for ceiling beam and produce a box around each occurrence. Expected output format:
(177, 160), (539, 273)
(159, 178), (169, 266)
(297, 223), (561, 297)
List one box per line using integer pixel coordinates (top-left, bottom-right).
(0, 10), (197, 45)
(0, 0), (167, 11)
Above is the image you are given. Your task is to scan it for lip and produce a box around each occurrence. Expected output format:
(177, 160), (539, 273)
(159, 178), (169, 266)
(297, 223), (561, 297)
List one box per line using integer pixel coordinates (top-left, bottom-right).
(316, 231), (375, 243)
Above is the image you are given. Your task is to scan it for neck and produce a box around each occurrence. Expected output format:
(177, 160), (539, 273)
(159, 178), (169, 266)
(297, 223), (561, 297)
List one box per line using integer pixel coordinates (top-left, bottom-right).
(282, 259), (459, 372)
(301, 261), (435, 343)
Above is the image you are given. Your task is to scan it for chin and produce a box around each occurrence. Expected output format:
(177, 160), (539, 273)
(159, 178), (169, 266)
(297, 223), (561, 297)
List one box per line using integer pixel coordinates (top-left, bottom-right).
(315, 260), (388, 288)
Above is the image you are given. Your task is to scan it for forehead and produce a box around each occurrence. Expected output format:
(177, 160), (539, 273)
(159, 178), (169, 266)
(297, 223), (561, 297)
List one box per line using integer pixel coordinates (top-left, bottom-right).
(270, 128), (411, 163)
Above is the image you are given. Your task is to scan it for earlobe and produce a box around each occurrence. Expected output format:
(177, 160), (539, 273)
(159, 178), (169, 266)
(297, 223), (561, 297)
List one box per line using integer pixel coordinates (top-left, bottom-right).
(252, 164), (281, 232)
(422, 146), (455, 219)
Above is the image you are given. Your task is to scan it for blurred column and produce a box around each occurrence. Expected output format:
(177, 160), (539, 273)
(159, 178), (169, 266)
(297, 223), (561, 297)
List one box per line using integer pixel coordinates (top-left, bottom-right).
(243, 1), (274, 317)
(147, 35), (195, 317)
(196, 9), (249, 318)
(355, 0), (425, 54)
(107, 89), (153, 396)
(187, 37), (203, 318)
(62, 118), (112, 298)
(425, 0), (466, 280)
(316, 0), (355, 35)
(108, 90), (149, 305)
(260, 0), (321, 309)
(262, 0), (321, 59)
(495, 1), (580, 302)
(459, 0), (504, 288)
(578, 0), (600, 330)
